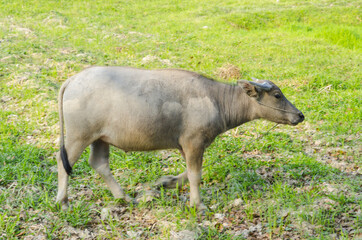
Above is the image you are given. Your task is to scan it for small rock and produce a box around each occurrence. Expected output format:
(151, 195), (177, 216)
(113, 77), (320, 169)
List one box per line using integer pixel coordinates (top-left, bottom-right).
(222, 222), (229, 228)
(200, 220), (212, 227)
(233, 230), (243, 236)
(214, 213), (225, 220)
(136, 190), (160, 203)
(79, 229), (92, 239)
(1, 96), (12, 102)
(141, 55), (172, 66)
(141, 55), (158, 64)
(241, 224), (262, 238)
(127, 230), (142, 239)
(232, 198), (243, 207)
(158, 220), (176, 230)
(101, 208), (110, 220)
(170, 230), (197, 240)
(210, 204), (219, 210)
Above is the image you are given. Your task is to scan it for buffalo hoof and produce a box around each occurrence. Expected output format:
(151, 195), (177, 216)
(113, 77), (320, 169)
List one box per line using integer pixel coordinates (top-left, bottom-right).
(188, 202), (208, 215)
(124, 194), (133, 203)
(115, 194), (134, 204)
(61, 204), (69, 211)
(56, 198), (70, 211)
(155, 175), (178, 189)
(56, 201), (70, 211)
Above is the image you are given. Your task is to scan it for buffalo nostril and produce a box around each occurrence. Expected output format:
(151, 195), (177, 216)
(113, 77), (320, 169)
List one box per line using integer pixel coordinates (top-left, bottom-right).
(299, 112), (305, 120)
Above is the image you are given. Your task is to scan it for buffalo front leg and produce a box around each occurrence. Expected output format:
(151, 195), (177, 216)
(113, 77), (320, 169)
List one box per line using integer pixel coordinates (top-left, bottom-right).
(183, 141), (206, 210)
(89, 140), (132, 202)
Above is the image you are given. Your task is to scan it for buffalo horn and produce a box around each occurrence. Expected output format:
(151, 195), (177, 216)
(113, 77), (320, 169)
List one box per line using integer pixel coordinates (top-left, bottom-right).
(250, 78), (272, 91)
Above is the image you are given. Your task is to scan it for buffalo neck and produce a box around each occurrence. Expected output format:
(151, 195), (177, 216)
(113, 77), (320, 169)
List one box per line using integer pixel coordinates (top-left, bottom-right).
(214, 83), (255, 131)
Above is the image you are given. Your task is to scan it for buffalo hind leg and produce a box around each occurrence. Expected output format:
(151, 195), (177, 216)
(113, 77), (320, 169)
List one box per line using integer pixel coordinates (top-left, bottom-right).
(155, 150), (188, 189)
(89, 140), (132, 202)
(155, 171), (189, 189)
(56, 139), (88, 209)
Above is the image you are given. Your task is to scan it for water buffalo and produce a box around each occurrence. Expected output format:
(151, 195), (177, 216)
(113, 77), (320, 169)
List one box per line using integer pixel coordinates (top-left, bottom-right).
(56, 66), (304, 210)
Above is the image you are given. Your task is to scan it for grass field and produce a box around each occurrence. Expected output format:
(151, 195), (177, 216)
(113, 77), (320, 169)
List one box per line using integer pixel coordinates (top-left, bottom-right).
(0, 0), (361, 239)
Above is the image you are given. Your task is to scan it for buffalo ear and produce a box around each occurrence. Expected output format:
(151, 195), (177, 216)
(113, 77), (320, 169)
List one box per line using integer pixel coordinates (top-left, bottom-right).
(237, 80), (259, 98)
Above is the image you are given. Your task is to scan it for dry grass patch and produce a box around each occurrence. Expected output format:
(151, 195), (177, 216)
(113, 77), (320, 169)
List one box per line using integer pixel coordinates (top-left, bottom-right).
(215, 63), (242, 81)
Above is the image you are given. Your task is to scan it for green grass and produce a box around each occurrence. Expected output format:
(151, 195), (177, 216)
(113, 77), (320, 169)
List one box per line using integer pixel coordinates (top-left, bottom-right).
(0, 0), (361, 239)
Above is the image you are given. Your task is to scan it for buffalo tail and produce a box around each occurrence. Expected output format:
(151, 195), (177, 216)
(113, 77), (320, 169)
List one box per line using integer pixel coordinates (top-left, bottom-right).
(60, 145), (72, 175)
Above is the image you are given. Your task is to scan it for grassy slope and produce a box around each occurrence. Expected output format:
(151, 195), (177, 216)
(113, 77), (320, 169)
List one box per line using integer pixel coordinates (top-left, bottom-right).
(0, 0), (361, 239)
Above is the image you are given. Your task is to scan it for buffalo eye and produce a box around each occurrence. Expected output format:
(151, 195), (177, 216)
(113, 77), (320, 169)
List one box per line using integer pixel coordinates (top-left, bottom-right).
(274, 93), (281, 99)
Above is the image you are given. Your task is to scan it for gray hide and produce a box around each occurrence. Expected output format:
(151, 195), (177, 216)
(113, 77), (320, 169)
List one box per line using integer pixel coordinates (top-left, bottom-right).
(56, 66), (304, 210)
